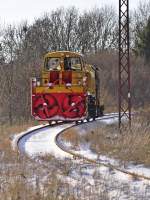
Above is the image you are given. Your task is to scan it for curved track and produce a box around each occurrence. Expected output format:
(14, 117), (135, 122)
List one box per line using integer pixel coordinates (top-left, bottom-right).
(14, 114), (150, 181)
(15, 122), (74, 158)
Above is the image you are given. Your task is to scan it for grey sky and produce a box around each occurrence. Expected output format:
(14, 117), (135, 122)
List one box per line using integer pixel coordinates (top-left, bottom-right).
(0, 0), (147, 25)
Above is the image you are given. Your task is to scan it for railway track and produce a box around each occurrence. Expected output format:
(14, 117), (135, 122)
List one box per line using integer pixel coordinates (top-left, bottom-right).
(13, 113), (150, 182)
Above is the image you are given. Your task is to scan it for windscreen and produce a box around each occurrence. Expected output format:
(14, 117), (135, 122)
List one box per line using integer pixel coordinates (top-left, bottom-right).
(64, 57), (82, 70)
(45, 57), (61, 71)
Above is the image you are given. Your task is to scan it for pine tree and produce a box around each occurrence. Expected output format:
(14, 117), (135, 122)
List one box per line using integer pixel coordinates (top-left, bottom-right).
(135, 17), (150, 62)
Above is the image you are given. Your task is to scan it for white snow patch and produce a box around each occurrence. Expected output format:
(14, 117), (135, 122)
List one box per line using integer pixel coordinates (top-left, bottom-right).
(63, 117), (150, 193)
(126, 164), (150, 178)
(12, 124), (47, 151)
(100, 117), (119, 124)
(75, 143), (97, 160)
(98, 155), (119, 166)
(13, 123), (75, 159)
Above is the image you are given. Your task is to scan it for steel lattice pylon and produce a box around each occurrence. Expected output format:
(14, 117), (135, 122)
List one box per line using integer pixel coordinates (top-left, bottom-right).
(119, 0), (131, 128)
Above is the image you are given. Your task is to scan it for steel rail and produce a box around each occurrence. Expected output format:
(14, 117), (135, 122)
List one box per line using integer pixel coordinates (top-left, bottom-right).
(15, 113), (150, 181)
(55, 118), (150, 181)
(15, 113), (118, 153)
(15, 121), (72, 153)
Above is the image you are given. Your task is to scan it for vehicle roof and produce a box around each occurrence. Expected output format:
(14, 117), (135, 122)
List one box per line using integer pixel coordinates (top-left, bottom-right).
(44, 51), (82, 58)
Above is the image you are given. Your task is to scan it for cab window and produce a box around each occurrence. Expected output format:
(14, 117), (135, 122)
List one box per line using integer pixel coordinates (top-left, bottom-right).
(64, 57), (82, 71)
(45, 57), (61, 71)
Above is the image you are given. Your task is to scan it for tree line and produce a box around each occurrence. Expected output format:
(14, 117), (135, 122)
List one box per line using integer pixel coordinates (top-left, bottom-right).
(0, 2), (150, 124)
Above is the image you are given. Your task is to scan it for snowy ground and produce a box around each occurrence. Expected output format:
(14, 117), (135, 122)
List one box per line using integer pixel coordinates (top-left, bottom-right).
(12, 114), (118, 158)
(14, 123), (74, 158)
(12, 114), (150, 199)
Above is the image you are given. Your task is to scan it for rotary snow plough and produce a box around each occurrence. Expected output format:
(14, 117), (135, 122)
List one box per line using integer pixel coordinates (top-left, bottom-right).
(31, 51), (103, 122)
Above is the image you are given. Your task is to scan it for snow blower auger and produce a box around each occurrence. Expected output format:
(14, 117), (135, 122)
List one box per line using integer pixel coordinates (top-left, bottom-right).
(62, 94), (86, 118)
(33, 94), (59, 119)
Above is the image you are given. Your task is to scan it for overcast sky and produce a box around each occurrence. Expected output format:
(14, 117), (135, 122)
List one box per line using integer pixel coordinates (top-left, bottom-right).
(0, 0), (147, 25)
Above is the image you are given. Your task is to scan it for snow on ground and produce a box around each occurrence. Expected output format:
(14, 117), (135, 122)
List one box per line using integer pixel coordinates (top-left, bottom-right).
(57, 117), (150, 199)
(73, 143), (150, 179)
(14, 123), (74, 158)
(127, 164), (150, 178)
(12, 124), (47, 150)
(67, 162), (150, 200)
(11, 113), (150, 199)
(68, 120), (150, 179)
(12, 113), (118, 157)
(100, 117), (119, 124)
(12, 113), (150, 180)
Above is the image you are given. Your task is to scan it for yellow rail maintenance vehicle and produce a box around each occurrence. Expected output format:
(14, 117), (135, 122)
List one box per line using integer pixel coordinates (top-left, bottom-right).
(31, 51), (104, 122)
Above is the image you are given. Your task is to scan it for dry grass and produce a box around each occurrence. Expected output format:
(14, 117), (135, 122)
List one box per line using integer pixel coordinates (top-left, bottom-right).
(0, 122), (108, 200)
(61, 129), (81, 150)
(0, 121), (38, 162)
(0, 121), (79, 200)
(92, 121), (150, 166)
(0, 115), (150, 199)
(62, 113), (150, 166)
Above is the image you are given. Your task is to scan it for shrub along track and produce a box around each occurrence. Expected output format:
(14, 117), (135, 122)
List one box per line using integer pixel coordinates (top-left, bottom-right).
(15, 114), (150, 182)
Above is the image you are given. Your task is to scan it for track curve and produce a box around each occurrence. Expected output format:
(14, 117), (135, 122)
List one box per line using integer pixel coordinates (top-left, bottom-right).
(13, 113), (150, 181)
(16, 122), (74, 158)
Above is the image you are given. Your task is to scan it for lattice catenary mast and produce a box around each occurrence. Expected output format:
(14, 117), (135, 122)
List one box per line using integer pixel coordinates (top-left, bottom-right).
(119, 0), (131, 128)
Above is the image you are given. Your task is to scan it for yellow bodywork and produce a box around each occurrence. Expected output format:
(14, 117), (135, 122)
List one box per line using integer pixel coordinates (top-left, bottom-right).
(33, 51), (96, 96)
(85, 64), (96, 96)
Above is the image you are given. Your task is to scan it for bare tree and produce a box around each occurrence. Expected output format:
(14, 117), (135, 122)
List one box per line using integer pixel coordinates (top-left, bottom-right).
(0, 7), (119, 124)
(1, 26), (17, 124)
(76, 12), (93, 54)
(63, 7), (78, 51)
(89, 6), (117, 52)
(0, 23), (32, 124)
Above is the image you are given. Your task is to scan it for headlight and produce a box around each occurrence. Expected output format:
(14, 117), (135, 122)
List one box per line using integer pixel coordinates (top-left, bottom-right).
(66, 83), (72, 88)
(48, 82), (54, 88)
(78, 80), (81, 85)
(32, 78), (36, 87)
(36, 81), (40, 86)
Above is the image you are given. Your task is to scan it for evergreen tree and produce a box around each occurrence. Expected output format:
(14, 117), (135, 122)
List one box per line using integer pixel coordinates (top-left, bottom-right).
(135, 17), (150, 62)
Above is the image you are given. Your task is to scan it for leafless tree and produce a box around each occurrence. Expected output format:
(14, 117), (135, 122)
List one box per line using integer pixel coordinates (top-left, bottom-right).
(76, 12), (93, 54)
(63, 7), (78, 51)
(89, 6), (117, 52)
(0, 23), (32, 124)
(0, 5), (149, 124)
